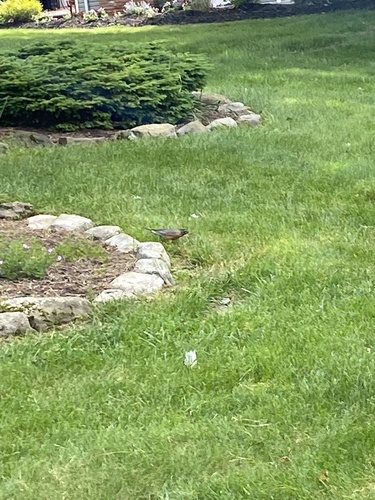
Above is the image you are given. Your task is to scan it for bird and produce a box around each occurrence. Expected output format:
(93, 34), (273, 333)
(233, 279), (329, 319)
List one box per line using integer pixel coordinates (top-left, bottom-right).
(145, 228), (189, 241)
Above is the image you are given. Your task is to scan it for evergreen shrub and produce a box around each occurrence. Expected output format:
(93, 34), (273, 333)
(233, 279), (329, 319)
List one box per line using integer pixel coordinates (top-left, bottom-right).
(0, 40), (208, 130)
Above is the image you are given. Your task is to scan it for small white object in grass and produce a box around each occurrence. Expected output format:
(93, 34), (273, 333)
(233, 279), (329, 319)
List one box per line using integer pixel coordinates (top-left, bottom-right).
(0, 260), (3, 265)
(219, 297), (231, 306)
(47, 247), (54, 253)
(190, 213), (201, 219)
(345, 143), (351, 147)
(22, 243), (30, 249)
(184, 350), (197, 367)
(132, 195), (142, 200)
(56, 255), (62, 262)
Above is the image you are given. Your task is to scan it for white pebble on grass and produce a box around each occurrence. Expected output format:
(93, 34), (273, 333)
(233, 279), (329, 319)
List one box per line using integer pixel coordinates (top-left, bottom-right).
(184, 350), (197, 367)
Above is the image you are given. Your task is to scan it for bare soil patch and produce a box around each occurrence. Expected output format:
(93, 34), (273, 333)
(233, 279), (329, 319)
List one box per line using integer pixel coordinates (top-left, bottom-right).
(0, 219), (136, 300)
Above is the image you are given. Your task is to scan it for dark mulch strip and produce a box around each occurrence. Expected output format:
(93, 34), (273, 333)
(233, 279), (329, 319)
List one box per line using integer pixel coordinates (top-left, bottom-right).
(0, 220), (136, 299)
(0, 104), (243, 139)
(0, 127), (119, 141)
(0, 1), (372, 30)
(0, 14), (147, 30)
(147, 1), (373, 25)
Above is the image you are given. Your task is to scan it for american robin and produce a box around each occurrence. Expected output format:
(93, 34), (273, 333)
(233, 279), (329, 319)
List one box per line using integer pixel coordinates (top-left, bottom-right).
(145, 228), (189, 241)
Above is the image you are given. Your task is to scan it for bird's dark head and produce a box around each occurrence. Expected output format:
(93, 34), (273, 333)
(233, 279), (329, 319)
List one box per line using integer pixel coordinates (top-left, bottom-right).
(180, 229), (189, 236)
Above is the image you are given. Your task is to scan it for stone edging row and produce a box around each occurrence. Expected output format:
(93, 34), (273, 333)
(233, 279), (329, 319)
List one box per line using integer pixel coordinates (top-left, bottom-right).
(0, 93), (261, 153)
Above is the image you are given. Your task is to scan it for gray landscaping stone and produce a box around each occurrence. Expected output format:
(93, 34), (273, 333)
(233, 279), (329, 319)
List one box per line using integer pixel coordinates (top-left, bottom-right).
(13, 130), (54, 146)
(177, 120), (208, 136)
(218, 102), (249, 114)
(238, 113), (262, 127)
(0, 201), (34, 220)
(134, 258), (173, 285)
(0, 312), (34, 336)
(50, 214), (94, 232)
(110, 271), (164, 296)
(137, 242), (171, 266)
(94, 289), (134, 303)
(130, 123), (176, 138)
(192, 91), (230, 105)
(58, 137), (107, 146)
(105, 233), (139, 253)
(0, 142), (9, 154)
(206, 117), (238, 130)
(0, 296), (91, 332)
(85, 225), (121, 241)
(27, 214), (58, 230)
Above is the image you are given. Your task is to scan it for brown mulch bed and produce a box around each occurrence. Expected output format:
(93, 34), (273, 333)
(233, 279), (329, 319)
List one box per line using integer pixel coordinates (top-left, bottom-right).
(0, 219), (136, 299)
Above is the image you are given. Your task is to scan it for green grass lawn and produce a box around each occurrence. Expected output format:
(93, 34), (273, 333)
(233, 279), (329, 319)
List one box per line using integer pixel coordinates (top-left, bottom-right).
(1, 8), (375, 499)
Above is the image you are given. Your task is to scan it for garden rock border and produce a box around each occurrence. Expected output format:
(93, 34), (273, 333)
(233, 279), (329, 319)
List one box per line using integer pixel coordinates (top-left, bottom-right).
(0, 94), (262, 153)
(0, 205), (174, 337)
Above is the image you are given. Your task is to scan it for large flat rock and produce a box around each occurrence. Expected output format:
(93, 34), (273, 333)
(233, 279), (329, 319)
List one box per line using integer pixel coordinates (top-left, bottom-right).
(130, 123), (176, 138)
(27, 214), (58, 229)
(1, 296), (91, 332)
(85, 225), (122, 241)
(109, 271), (164, 296)
(50, 214), (94, 232)
(105, 233), (139, 253)
(134, 258), (173, 285)
(136, 242), (171, 266)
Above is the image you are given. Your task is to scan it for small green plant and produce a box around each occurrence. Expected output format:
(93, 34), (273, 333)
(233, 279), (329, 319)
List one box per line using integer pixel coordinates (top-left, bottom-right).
(123, 1), (158, 17)
(83, 8), (99, 21)
(31, 11), (53, 23)
(0, 239), (57, 280)
(0, 0), (42, 23)
(161, 1), (172, 12)
(97, 7), (109, 18)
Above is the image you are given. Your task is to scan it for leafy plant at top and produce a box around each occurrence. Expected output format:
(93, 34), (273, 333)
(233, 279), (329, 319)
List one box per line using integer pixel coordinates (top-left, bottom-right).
(0, 0), (42, 23)
(83, 9), (99, 21)
(31, 12), (53, 23)
(0, 40), (209, 130)
(123, 1), (158, 17)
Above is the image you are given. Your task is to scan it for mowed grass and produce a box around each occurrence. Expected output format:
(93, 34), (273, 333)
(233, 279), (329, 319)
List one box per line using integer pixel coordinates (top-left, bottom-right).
(1, 9), (375, 499)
